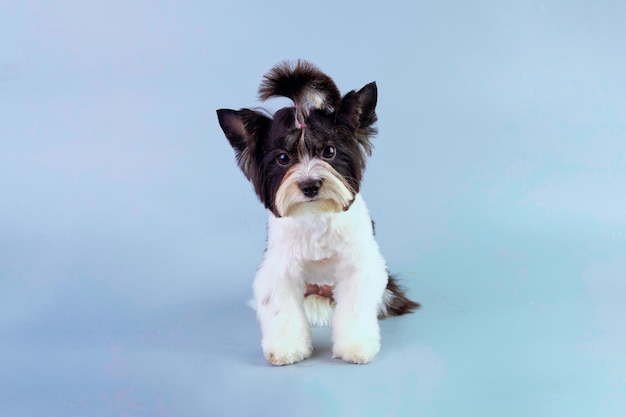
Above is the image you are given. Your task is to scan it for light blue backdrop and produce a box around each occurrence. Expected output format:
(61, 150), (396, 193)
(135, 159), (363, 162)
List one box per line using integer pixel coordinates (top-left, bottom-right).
(1, 1), (625, 416)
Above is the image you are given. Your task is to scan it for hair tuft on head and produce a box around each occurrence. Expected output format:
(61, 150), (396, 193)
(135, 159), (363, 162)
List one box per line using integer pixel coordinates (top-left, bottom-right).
(258, 60), (341, 117)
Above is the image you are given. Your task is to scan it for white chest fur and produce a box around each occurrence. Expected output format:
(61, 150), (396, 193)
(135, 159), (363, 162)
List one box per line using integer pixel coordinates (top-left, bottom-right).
(266, 193), (376, 263)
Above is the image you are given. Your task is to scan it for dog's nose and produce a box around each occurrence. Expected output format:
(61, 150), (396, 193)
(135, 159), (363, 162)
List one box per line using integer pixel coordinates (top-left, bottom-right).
(299, 179), (322, 198)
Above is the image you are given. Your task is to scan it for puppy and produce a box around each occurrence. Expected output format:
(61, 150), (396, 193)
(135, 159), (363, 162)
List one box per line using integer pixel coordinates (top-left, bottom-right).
(217, 60), (418, 365)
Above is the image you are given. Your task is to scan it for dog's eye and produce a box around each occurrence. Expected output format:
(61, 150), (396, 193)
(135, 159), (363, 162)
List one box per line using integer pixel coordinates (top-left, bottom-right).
(322, 145), (336, 160)
(276, 152), (291, 166)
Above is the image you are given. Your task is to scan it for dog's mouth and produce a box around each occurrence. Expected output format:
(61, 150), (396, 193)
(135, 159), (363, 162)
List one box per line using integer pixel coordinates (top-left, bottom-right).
(281, 198), (346, 217)
(302, 195), (339, 206)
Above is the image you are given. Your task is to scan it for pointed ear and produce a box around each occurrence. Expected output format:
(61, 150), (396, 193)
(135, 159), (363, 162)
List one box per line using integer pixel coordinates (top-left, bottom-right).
(336, 82), (378, 155)
(216, 108), (271, 179)
(356, 82), (377, 131)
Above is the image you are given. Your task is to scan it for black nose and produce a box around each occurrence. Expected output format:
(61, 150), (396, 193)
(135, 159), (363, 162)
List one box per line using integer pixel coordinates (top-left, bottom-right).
(299, 179), (322, 198)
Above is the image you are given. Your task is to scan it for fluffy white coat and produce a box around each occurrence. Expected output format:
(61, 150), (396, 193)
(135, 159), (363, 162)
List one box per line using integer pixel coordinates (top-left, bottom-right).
(253, 193), (388, 365)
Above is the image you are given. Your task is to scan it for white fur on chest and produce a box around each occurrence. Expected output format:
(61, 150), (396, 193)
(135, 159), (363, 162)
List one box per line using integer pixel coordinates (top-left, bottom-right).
(266, 194), (377, 282)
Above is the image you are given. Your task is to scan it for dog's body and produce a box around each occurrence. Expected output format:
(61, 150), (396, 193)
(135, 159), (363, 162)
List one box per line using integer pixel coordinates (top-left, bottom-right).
(217, 61), (418, 365)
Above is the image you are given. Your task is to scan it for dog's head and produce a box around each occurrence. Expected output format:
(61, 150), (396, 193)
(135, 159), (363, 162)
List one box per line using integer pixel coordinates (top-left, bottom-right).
(217, 60), (377, 218)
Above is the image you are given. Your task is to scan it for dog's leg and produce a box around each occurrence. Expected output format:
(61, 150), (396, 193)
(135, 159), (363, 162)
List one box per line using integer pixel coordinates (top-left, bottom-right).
(331, 254), (387, 364)
(253, 256), (312, 365)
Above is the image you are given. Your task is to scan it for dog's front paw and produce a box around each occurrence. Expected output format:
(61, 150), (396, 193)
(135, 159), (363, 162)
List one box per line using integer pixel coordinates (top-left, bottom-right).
(263, 342), (313, 366)
(264, 348), (312, 366)
(332, 336), (380, 364)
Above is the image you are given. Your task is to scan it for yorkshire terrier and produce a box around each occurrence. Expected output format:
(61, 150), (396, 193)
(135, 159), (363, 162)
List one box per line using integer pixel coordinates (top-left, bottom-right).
(217, 60), (418, 365)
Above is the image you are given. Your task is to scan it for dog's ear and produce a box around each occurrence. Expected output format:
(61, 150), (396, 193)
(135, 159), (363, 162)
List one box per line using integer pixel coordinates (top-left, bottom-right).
(336, 82), (378, 155)
(354, 82), (378, 133)
(216, 108), (271, 179)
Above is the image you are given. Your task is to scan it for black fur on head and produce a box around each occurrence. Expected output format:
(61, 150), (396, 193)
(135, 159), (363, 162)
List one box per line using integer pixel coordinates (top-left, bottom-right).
(217, 60), (378, 217)
(259, 60), (341, 117)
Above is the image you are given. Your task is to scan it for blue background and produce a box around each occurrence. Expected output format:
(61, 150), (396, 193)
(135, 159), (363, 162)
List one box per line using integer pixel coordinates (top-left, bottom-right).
(1, 1), (625, 416)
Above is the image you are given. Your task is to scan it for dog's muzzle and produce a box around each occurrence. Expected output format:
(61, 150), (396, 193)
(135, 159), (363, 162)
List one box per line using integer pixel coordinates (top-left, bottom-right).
(274, 158), (354, 217)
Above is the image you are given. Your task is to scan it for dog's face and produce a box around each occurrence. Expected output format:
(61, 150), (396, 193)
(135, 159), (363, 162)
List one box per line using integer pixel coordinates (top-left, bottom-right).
(217, 61), (378, 218)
